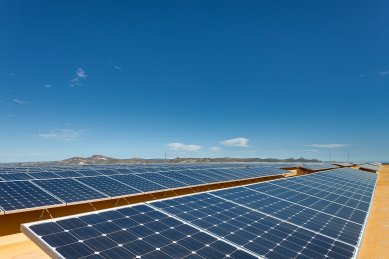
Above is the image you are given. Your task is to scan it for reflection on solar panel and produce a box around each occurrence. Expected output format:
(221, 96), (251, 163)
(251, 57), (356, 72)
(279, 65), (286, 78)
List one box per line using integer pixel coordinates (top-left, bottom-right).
(22, 168), (377, 259)
(0, 181), (62, 213)
(22, 204), (256, 258)
(34, 179), (108, 204)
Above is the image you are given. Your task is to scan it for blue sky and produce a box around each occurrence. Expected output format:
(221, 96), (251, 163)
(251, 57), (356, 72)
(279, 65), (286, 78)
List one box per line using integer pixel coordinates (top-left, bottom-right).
(1, 1), (388, 162)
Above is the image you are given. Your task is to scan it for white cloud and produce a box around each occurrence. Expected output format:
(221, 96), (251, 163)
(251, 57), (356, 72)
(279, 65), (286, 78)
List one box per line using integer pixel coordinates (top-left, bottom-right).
(378, 71), (389, 76)
(221, 137), (249, 147)
(70, 68), (87, 87)
(13, 99), (29, 104)
(114, 65), (122, 70)
(209, 146), (222, 151)
(167, 142), (202, 151)
(76, 68), (87, 78)
(306, 144), (349, 148)
(38, 129), (87, 141)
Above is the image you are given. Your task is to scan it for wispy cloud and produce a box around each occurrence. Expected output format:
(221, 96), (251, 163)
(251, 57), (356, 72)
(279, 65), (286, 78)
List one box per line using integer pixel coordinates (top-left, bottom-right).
(38, 129), (87, 141)
(377, 70), (389, 76)
(76, 68), (87, 78)
(306, 144), (349, 148)
(114, 65), (122, 70)
(167, 142), (202, 151)
(44, 84), (51, 88)
(70, 68), (87, 87)
(209, 146), (222, 152)
(221, 137), (249, 147)
(359, 74), (366, 77)
(13, 99), (29, 104)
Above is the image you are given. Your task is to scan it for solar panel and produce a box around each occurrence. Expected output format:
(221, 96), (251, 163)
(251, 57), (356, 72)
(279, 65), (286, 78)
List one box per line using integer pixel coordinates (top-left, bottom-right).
(299, 163), (338, 171)
(0, 181), (62, 213)
(160, 171), (206, 186)
(54, 171), (83, 178)
(110, 174), (167, 193)
(152, 192), (358, 259)
(28, 172), (62, 179)
(33, 179), (108, 204)
(0, 173), (34, 181)
(76, 176), (140, 198)
(22, 204), (256, 259)
(76, 170), (103, 177)
(137, 173), (188, 189)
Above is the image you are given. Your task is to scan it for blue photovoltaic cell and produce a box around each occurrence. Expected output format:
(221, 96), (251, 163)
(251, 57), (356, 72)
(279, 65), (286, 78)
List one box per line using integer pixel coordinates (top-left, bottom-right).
(76, 176), (140, 197)
(22, 204), (255, 259)
(0, 181), (62, 212)
(34, 178), (108, 203)
(110, 174), (167, 193)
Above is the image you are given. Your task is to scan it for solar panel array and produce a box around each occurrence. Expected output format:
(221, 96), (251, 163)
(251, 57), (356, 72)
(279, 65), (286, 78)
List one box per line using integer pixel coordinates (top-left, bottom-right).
(22, 168), (377, 259)
(0, 164), (289, 214)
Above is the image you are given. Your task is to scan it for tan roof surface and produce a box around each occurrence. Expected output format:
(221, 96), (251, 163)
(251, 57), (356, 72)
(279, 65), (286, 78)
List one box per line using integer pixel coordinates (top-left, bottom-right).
(0, 233), (49, 259)
(358, 164), (389, 258)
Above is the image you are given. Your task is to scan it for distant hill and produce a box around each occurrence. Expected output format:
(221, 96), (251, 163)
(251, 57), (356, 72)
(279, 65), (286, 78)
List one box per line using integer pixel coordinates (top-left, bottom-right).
(56, 155), (320, 165)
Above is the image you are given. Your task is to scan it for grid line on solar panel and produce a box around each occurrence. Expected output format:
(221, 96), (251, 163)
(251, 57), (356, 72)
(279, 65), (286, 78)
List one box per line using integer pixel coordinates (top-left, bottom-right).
(22, 203), (258, 259)
(150, 192), (357, 259)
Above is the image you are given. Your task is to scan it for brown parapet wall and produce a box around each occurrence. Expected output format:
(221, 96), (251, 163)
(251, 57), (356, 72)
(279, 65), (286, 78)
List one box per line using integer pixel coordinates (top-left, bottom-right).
(357, 164), (389, 258)
(0, 172), (294, 236)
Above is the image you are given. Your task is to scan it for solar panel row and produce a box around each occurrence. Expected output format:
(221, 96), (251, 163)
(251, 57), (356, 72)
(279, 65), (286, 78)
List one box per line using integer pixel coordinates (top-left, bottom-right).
(0, 165), (288, 213)
(22, 168), (377, 259)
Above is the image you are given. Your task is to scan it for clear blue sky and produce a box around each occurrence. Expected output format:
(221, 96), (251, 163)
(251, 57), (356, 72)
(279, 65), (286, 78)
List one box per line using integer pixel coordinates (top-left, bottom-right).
(1, 1), (388, 162)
